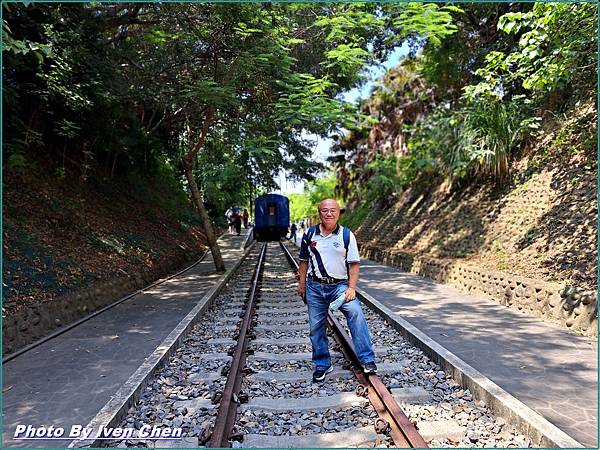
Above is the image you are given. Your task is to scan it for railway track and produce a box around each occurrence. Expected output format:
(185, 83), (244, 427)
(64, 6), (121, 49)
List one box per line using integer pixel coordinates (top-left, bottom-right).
(107, 241), (532, 448)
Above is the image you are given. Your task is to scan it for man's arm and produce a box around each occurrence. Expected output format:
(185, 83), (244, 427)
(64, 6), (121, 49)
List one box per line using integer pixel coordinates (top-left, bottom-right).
(344, 262), (359, 301)
(297, 229), (311, 297)
(297, 260), (308, 297)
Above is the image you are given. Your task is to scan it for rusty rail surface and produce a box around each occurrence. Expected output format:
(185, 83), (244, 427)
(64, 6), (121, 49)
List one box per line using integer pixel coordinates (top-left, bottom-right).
(281, 241), (427, 448)
(327, 313), (428, 448)
(208, 241), (268, 448)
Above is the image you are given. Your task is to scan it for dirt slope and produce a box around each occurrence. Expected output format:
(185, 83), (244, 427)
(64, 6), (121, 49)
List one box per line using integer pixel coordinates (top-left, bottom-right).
(355, 101), (597, 291)
(3, 165), (208, 315)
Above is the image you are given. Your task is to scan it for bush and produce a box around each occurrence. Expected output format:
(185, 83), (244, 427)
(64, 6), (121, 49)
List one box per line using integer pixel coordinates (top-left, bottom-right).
(362, 154), (418, 205)
(339, 203), (371, 231)
(459, 95), (541, 182)
(406, 95), (540, 184)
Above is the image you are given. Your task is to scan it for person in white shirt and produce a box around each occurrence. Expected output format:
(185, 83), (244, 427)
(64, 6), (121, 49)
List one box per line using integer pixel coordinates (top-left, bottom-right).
(297, 199), (377, 382)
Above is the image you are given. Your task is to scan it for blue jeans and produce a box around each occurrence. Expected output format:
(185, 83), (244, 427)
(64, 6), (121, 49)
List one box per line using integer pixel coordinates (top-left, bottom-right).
(306, 280), (375, 370)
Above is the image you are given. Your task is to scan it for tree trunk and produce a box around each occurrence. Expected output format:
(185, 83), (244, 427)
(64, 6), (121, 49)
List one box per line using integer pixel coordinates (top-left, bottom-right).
(182, 106), (224, 271)
(183, 160), (225, 272)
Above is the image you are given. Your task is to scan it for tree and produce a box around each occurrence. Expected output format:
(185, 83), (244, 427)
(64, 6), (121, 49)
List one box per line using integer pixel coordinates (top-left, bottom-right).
(4, 3), (466, 271)
(289, 172), (339, 223)
(109, 3), (377, 270)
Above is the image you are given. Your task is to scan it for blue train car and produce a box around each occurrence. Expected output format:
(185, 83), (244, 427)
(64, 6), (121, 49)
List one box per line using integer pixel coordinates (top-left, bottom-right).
(254, 194), (290, 241)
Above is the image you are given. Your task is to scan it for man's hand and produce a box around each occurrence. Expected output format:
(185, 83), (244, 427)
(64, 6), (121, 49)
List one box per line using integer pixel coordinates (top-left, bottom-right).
(344, 287), (356, 302)
(346, 262), (359, 302)
(297, 260), (308, 299)
(297, 282), (306, 298)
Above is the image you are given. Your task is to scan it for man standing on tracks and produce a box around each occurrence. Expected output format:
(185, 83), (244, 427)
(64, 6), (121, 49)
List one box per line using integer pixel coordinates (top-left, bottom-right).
(296, 198), (377, 382)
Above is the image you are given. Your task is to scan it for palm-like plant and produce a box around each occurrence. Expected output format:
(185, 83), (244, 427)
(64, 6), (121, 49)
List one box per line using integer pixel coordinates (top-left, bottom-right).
(460, 95), (539, 182)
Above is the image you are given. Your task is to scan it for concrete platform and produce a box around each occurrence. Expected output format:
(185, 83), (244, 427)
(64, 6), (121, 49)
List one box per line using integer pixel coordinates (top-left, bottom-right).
(243, 426), (379, 448)
(240, 392), (368, 411)
(249, 362), (407, 383)
(2, 230), (252, 448)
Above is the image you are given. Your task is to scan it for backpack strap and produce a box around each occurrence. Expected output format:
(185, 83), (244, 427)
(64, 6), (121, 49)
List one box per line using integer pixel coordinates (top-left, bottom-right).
(343, 226), (350, 256)
(306, 225), (351, 279)
(343, 226), (351, 278)
(306, 225), (316, 242)
(305, 226), (317, 278)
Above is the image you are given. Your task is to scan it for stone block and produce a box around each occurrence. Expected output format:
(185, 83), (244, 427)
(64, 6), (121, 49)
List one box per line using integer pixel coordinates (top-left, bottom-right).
(172, 397), (213, 415)
(416, 419), (465, 442)
(241, 392), (367, 412)
(391, 386), (432, 404)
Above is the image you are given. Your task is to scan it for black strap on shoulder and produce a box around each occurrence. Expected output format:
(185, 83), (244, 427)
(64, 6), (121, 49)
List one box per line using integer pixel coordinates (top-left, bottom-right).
(306, 225), (316, 241)
(343, 226), (350, 255)
(306, 225), (351, 278)
(305, 225), (317, 278)
(343, 226), (351, 278)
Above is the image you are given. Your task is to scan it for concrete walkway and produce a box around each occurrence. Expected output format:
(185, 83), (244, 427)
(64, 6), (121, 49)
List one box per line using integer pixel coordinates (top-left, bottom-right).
(357, 259), (597, 447)
(2, 229), (251, 448)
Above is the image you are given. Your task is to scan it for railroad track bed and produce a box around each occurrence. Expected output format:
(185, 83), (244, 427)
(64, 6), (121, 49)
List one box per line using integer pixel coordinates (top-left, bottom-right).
(107, 243), (531, 448)
(329, 309), (532, 448)
(108, 246), (262, 448)
(234, 249), (388, 448)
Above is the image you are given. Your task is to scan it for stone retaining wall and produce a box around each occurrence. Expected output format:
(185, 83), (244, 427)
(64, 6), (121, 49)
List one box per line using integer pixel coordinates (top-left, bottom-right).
(2, 249), (204, 354)
(361, 244), (597, 337)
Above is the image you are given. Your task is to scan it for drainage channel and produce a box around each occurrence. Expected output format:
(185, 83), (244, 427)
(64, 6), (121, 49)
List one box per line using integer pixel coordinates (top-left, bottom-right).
(100, 241), (534, 448)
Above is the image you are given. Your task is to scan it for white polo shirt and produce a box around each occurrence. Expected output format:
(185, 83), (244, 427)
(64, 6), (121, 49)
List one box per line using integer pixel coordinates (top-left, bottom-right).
(299, 224), (360, 280)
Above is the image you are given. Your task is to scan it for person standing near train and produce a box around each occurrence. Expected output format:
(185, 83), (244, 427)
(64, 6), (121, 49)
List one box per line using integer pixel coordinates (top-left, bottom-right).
(233, 210), (242, 236)
(296, 198), (377, 382)
(288, 222), (298, 244)
(225, 207), (235, 234)
(242, 208), (249, 228)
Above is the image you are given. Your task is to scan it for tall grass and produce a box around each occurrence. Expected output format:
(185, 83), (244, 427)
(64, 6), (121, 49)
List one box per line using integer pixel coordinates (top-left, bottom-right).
(460, 96), (539, 182)
(408, 95), (539, 184)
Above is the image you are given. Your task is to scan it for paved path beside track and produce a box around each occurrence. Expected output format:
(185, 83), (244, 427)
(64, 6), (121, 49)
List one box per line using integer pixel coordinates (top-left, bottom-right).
(2, 229), (251, 448)
(356, 259), (597, 448)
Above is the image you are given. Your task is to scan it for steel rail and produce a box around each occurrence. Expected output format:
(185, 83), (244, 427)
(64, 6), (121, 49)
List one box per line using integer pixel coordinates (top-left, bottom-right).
(208, 241), (268, 448)
(279, 240), (298, 266)
(280, 241), (427, 448)
(327, 313), (428, 448)
(279, 241), (306, 304)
